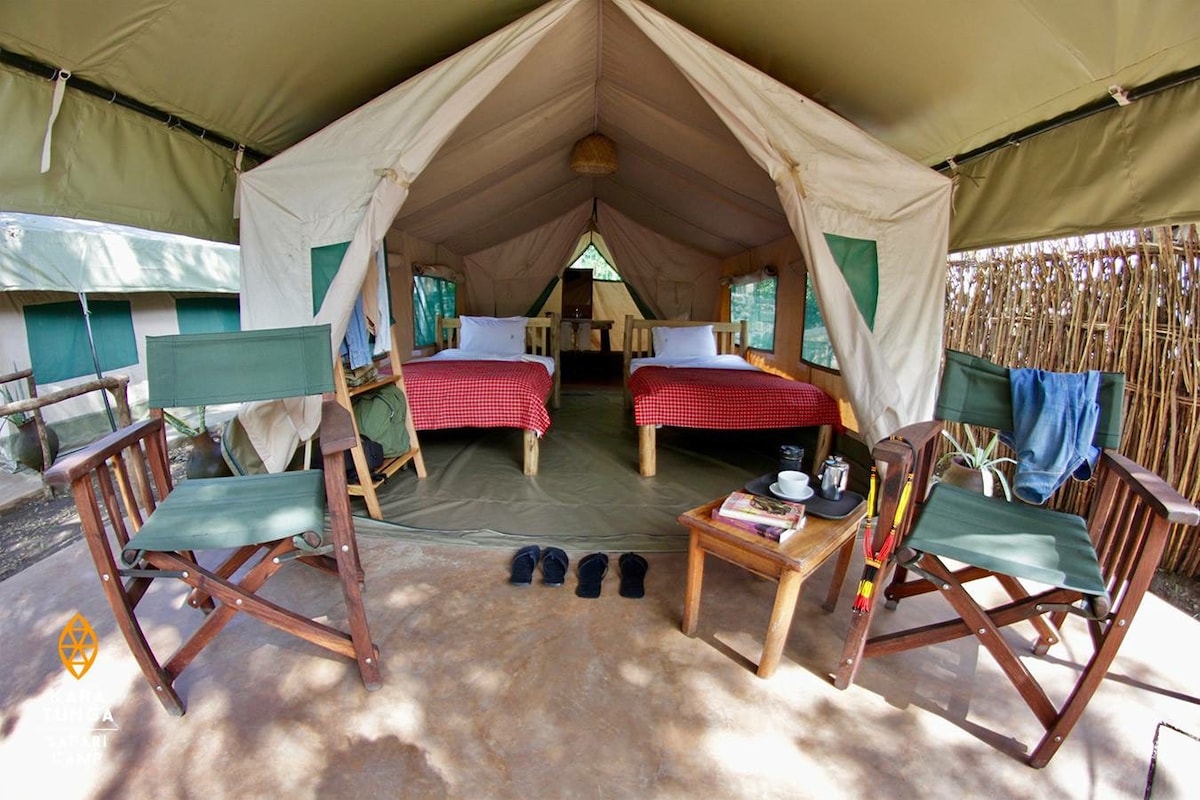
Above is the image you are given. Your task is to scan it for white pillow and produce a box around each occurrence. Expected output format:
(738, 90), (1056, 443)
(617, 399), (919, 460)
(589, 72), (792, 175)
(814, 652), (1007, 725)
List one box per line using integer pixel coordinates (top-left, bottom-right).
(459, 316), (527, 355)
(653, 325), (717, 359)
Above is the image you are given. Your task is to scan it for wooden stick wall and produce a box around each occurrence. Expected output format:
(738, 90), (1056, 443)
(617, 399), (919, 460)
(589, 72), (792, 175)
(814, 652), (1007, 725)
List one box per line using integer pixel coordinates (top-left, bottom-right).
(944, 225), (1200, 576)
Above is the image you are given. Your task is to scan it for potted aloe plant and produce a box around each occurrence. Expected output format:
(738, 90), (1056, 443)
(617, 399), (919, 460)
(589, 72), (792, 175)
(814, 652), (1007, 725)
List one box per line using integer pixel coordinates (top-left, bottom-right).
(163, 406), (232, 479)
(935, 425), (1016, 500)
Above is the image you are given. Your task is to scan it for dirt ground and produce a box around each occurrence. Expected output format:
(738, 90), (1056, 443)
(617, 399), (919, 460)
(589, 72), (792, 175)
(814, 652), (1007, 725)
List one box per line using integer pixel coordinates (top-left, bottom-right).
(0, 444), (190, 583)
(3, 454), (1198, 619)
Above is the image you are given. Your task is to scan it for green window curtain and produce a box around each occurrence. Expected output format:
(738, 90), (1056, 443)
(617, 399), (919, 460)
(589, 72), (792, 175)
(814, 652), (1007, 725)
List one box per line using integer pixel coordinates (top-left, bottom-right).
(24, 300), (137, 382)
(803, 234), (880, 370)
(413, 275), (457, 348)
(730, 275), (777, 351)
(175, 296), (241, 334)
(311, 241), (351, 315)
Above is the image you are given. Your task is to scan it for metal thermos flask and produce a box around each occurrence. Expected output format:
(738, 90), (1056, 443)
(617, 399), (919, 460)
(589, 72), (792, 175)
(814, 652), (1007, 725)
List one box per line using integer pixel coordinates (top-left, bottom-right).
(818, 456), (848, 500)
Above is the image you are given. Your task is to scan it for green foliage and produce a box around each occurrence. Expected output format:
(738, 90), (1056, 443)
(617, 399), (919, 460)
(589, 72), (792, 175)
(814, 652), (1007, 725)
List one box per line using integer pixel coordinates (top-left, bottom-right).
(730, 276), (777, 350)
(0, 384), (32, 429)
(163, 406), (208, 438)
(570, 245), (620, 281)
(802, 281), (836, 369)
(413, 275), (457, 347)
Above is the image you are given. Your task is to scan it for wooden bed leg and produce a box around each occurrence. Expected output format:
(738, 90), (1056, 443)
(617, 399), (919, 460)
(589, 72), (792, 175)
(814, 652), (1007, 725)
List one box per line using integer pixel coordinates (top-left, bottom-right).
(814, 424), (833, 468)
(523, 429), (539, 476)
(639, 425), (656, 477)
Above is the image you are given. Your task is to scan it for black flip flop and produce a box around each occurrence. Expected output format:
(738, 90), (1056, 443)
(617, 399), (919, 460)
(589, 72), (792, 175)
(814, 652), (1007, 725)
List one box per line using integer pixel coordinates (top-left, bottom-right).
(618, 553), (649, 599)
(576, 552), (609, 598)
(509, 545), (541, 586)
(540, 547), (569, 587)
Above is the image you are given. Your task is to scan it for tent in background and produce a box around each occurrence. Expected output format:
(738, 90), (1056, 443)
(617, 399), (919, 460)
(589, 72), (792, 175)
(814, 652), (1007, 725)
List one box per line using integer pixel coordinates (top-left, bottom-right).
(237, 0), (951, 451)
(0, 212), (239, 450)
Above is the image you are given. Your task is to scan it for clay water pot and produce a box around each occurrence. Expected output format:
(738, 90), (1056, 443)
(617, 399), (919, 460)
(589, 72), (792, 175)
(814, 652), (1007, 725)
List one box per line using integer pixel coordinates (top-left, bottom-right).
(14, 419), (59, 472)
(186, 432), (233, 479)
(939, 455), (994, 497)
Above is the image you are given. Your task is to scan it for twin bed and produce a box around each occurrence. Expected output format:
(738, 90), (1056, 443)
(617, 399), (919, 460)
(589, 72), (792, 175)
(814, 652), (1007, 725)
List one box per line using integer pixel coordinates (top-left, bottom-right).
(622, 317), (841, 476)
(402, 315), (559, 475)
(400, 313), (840, 479)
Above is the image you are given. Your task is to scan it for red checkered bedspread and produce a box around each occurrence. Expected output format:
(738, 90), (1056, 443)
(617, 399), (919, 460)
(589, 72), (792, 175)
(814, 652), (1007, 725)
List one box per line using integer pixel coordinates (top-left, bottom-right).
(402, 360), (553, 436)
(629, 367), (841, 430)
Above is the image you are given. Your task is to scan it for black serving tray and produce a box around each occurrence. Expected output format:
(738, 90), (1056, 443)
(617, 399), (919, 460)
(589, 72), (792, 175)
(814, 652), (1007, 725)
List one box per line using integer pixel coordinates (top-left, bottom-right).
(744, 472), (865, 519)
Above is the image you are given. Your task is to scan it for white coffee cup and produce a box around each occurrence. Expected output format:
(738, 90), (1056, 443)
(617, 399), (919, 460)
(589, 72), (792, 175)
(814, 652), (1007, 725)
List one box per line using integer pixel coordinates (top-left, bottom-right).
(777, 470), (809, 497)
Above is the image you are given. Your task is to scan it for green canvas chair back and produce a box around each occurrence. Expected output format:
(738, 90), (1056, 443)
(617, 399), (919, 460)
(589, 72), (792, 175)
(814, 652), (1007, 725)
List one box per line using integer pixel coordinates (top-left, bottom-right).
(147, 324), (334, 408)
(934, 349), (1124, 450)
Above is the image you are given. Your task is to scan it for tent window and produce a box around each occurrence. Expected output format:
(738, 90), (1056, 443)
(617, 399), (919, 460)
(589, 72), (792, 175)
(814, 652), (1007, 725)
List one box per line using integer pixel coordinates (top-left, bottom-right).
(802, 234), (880, 371)
(23, 300), (137, 383)
(175, 296), (240, 334)
(311, 241), (351, 315)
(730, 275), (777, 352)
(571, 244), (620, 281)
(413, 275), (456, 348)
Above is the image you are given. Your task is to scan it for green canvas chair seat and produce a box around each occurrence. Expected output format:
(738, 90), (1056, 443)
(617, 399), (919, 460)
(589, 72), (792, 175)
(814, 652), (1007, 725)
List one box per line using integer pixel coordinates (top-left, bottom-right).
(903, 483), (1108, 602)
(46, 324), (383, 716)
(121, 471), (326, 558)
(834, 349), (1199, 768)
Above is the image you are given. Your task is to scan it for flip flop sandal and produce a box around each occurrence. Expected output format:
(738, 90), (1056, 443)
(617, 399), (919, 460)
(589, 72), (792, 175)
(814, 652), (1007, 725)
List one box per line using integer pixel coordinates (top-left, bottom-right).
(618, 553), (649, 599)
(540, 547), (569, 587)
(508, 545), (541, 586)
(575, 552), (609, 598)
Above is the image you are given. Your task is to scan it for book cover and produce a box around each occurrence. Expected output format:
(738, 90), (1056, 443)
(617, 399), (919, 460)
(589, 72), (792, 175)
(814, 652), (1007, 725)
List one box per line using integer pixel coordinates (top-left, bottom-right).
(710, 508), (802, 543)
(717, 491), (805, 528)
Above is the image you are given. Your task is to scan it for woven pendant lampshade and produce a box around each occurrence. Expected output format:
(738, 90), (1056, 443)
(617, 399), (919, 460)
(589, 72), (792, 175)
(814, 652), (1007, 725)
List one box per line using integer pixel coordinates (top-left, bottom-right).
(570, 132), (618, 176)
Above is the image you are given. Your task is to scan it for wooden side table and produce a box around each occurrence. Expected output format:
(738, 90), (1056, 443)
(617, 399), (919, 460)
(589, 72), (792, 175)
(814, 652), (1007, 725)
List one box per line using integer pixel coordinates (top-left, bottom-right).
(678, 496), (865, 678)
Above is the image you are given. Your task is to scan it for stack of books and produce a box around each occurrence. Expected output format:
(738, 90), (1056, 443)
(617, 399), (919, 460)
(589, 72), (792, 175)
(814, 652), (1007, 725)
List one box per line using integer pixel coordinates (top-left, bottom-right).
(712, 491), (806, 543)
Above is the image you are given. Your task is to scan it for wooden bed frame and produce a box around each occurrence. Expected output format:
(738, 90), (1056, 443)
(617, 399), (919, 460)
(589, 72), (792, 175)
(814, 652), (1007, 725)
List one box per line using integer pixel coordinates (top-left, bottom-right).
(622, 316), (832, 476)
(429, 314), (560, 475)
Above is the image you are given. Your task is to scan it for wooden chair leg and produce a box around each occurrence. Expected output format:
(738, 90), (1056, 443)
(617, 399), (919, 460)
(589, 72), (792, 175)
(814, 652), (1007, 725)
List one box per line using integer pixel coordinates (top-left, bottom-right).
(72, 480), (185, 716)
(833, 557), (897, 690)
(326, 464), (383, 689)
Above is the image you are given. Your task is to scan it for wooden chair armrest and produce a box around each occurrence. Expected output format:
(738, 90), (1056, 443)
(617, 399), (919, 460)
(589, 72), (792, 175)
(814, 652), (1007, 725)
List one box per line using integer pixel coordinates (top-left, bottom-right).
(43, 419), (162, 489)
(1102, 450), (1200, 525)
(875, 420), (944, 459)
(868, 420), (944, 551)
(318, 397), (357, 455)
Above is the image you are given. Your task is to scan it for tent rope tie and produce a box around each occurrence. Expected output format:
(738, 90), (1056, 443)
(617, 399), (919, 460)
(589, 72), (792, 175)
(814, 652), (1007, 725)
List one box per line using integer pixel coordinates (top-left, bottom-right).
(40, 68), (70, 174)
(852, 436), (916, 614)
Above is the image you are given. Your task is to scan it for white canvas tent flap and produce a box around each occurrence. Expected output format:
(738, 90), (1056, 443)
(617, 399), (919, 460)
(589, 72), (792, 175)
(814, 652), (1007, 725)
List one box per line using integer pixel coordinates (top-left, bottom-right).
(614, 0), (951, 440)
(236, 0), (579, 470)
(238, 0), (952, 462)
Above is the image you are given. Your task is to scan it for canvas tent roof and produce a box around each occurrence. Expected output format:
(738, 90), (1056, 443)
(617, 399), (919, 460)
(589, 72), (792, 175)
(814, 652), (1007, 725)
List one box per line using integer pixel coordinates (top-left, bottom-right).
(234, 0), (950, 456)
(0, 212), (238, 294)
(2, 1), (1199, 249)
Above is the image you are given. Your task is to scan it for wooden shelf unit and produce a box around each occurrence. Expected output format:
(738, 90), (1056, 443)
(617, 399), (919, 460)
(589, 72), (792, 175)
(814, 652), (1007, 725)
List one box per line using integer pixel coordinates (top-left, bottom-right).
(333, 339), (426, 520)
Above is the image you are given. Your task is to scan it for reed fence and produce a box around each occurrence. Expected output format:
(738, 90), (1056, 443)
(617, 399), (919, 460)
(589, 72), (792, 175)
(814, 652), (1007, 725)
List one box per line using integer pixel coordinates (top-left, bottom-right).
(944, 224), (1200, 576)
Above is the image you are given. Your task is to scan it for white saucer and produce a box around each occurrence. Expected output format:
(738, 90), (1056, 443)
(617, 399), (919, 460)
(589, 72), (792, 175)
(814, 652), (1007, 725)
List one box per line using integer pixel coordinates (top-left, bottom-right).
(770, 482), (813, 502)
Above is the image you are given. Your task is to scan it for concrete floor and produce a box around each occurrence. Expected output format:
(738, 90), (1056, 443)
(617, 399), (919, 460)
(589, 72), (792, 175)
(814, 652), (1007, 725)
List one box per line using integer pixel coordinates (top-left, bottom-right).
(1, 518), (1199, 799)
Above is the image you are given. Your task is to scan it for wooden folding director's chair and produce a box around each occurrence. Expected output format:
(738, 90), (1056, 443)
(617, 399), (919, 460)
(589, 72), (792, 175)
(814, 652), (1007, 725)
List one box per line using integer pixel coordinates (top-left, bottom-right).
(44, 325), (382, 715)
(834, 349), (1199, 767)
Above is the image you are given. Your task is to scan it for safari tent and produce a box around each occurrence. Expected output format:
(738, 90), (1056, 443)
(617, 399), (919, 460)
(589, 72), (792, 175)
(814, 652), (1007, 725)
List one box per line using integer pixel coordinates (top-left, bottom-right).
(235, 0), (951, 447)
(0, 212), (239, 451)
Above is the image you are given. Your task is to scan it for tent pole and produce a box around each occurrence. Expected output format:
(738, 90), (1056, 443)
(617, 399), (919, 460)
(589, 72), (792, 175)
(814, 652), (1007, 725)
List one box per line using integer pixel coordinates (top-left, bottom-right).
(78, 292), (118, 431)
